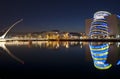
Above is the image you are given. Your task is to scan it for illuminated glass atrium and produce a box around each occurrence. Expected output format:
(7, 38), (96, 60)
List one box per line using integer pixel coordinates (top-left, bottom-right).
(89, 11), (111, 38)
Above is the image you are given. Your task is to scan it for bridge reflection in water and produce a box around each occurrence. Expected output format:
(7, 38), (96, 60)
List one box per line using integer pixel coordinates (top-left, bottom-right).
(0, 41), (83, 64)
(1, 41), (120, 69)
(0, 42), (24, 64)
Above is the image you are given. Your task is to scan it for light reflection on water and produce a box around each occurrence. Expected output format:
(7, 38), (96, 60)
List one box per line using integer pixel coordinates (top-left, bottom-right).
(0, 41), (120, 78)
(0, 42), (24, 64)
(1, 41), (120, 66)
(4, 41), (84, 49)
(89, 42), (112, 70)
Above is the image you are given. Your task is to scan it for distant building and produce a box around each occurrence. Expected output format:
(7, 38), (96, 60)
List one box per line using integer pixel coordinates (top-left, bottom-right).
(69, 32), (81, 39)
(85, 19), (93, 36)
(85, 11), (120, 38)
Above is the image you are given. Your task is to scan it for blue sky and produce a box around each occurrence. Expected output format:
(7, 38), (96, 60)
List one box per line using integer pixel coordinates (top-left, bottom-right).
(0, 0), (120, 32)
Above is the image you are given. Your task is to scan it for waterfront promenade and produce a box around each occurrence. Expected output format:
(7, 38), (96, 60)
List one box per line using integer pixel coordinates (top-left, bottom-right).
(1, 38), (120, 42)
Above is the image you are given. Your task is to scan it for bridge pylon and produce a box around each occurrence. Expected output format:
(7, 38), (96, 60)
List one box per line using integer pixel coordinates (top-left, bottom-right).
(0, 19), (23, 39)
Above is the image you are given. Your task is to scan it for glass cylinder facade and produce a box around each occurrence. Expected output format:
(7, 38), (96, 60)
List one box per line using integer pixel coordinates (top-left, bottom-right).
(89, 11), (111, 39)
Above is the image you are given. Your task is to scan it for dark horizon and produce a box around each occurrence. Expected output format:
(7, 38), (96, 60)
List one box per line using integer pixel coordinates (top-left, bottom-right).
(0, 0), (120, 32)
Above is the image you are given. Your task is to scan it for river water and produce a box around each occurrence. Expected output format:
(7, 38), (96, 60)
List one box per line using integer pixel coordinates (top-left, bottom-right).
(0, 41), (120, 79)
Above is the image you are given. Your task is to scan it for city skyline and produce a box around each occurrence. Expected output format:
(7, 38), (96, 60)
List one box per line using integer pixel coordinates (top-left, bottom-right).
(0, 0), (120, 32)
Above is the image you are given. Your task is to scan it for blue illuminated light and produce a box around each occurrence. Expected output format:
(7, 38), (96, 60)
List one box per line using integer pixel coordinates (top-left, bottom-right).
(89, 11), (111, 38)
(117, 60), (120, 65)
(89, 43), (112, 70)
(117, 15), (120, 19)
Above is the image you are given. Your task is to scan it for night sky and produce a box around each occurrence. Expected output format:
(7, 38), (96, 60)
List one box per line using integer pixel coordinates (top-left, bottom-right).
(0, 0), (120, 32)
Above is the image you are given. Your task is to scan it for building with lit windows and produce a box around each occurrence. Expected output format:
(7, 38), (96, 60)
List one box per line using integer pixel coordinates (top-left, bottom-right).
(85, 11), (120, 38)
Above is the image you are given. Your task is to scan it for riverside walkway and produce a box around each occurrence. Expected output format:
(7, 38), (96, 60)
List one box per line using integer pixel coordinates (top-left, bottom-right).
(1, 38), (120, 42)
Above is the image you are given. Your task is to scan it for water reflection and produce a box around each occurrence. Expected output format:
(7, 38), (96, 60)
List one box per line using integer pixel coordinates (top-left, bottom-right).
(0, 41), (85, 64)
(0, 42), (24, 64)
(89, 42), (112, 70)
(1, 41), (120, 67)
(4, 41), (85, 49)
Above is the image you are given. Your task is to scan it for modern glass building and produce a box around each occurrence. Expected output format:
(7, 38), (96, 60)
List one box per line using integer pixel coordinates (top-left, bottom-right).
(89, 11), (111, 39)
(85, 11), (120, 38)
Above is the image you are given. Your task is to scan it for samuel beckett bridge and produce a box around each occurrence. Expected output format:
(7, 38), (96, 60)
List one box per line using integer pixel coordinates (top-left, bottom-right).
(0, 19), (46, 42)
(0, 19), (23, 41)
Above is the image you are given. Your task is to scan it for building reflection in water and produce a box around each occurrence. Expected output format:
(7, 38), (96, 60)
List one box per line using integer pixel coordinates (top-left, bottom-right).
(0, 42), (24, 64)
(0, 41), (84, 64)
(28, 41), (84, 49)
(89, 42), (112, 70)
(1, 41), (120, 67)
(0, 41), (85, 49)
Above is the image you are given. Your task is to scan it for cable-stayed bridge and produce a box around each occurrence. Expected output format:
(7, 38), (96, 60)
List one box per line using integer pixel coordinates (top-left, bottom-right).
(0, 19), (23, 41)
